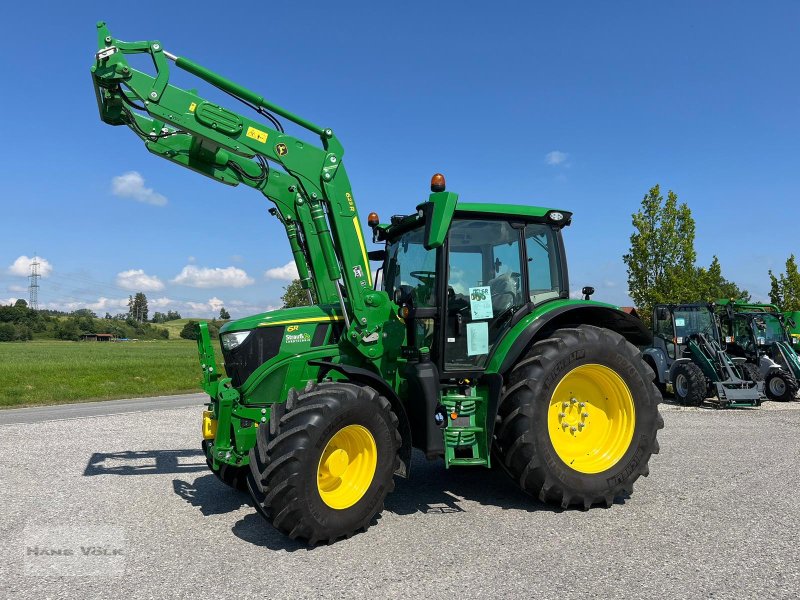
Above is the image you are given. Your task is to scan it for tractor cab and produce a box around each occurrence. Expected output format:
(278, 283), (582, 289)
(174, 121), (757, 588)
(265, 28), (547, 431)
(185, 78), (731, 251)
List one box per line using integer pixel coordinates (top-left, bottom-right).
(378, 196), (570, 375)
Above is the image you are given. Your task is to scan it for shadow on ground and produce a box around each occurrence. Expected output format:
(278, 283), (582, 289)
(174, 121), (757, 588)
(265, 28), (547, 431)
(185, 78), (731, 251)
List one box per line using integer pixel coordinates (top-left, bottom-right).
(84, 449), (207, 476)
(172, 474), (252, 517)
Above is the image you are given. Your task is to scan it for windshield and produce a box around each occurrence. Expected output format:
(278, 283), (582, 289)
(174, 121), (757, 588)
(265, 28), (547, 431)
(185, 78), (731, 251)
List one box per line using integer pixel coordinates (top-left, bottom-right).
(672, 307), (719, 342)
(750, 314), (785, 345)
(383, 226), (437, 308)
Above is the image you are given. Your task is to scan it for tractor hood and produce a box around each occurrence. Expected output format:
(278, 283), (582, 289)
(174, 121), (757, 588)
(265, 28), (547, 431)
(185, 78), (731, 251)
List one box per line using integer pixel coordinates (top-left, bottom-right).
(220, 304), (344, 334)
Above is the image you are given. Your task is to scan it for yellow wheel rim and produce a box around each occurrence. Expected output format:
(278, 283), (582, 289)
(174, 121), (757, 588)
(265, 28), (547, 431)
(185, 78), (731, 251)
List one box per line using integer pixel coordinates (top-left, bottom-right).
(548, 364), (635, 474)
(317, 424), (378, 510)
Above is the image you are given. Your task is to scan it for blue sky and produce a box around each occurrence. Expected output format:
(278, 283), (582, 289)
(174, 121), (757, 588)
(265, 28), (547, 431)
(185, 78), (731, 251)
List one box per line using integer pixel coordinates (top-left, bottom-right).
(1, 1), (798, 317)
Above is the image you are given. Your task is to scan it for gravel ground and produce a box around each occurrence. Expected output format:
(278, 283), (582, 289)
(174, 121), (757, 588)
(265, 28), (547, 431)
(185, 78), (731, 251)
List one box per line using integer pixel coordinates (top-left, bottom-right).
(1, 398), (798, 599)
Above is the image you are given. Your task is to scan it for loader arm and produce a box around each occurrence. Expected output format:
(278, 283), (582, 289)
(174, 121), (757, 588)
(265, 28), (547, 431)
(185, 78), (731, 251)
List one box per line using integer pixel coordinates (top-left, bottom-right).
(90, 22), (388, 355)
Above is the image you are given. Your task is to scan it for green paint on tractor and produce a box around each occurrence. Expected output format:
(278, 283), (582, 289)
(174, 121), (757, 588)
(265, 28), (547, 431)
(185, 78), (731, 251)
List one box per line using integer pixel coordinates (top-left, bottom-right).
(91, 22), (663, 545)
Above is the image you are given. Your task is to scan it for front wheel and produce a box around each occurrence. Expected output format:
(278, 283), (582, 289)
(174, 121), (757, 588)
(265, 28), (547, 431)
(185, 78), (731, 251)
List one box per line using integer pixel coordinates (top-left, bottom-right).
(494, 325), (663, 509)
(671, 362), (707, 406)
(765, 369), (799, 402)
(248, 382), (401, 545)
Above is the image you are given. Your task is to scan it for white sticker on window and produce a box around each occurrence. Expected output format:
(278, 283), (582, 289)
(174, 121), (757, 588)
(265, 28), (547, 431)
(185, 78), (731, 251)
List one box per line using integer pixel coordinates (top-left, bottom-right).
(469, 286), (493, 320)
(466, 321), (489, 356)
(675, 318), (685, 326)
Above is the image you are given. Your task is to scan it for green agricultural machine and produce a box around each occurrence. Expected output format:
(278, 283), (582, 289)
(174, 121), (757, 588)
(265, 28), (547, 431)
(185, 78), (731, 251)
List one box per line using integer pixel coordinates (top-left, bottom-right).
(715, 300), (800, 401)
(786, 311), (800, 351)
(91, 23), (663, 545)
(643, 303), (763, 408)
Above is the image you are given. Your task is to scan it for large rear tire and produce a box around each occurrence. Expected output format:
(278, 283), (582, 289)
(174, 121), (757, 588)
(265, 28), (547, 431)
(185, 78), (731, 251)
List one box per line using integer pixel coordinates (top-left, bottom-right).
(493, 325), (663, 509)
(765, 369), (799, 402)
(671, 362), (707, 406)
(248, 382), (400, 545)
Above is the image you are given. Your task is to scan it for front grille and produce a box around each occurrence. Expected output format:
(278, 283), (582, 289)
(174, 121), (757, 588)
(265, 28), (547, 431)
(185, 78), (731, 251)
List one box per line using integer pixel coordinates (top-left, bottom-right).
(221, 327), (284, 388)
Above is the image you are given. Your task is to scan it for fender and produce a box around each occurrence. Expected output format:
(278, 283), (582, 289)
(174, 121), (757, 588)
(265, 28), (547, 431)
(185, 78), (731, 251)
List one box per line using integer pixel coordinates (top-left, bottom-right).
(642, 347), (669, 384)
(489, 302), (652, 375)
(309, 360), (412, 478)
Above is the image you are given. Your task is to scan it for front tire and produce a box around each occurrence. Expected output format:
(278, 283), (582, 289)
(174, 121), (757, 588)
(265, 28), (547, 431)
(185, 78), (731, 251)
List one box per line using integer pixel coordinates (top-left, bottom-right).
(672, 362), (707, 406)
(765, 369), (799, 402)
(248, 382), (400, 545)
(494, 325), (663, 509)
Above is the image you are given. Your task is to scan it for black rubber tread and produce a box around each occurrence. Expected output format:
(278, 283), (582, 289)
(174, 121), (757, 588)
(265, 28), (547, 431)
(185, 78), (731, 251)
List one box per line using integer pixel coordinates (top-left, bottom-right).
(493, 325), (663, 510)
(740, 362), (763, 382)
(764, 368), (799, 402)
(672, 362), (707, 406)
(247, 381), (401, 545)
(201, 439), (248, 491)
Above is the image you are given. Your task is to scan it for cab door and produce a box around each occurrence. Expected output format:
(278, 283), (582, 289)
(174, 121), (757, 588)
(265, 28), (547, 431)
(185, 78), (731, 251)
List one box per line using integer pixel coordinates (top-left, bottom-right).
(442, 219), (526, 372)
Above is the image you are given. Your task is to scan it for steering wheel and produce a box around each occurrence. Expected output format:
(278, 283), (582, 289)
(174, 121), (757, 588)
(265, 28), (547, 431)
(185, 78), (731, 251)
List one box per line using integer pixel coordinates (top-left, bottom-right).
(410, 270), (436, 285)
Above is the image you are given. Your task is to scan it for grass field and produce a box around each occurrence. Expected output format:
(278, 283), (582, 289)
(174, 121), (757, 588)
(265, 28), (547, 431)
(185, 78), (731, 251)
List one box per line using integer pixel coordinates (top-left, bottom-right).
(0, 340), (205, 408)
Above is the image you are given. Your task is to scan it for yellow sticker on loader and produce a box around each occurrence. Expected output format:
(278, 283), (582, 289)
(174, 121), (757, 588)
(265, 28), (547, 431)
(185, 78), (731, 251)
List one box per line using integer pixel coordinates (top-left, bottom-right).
(246, 126), (268, 144)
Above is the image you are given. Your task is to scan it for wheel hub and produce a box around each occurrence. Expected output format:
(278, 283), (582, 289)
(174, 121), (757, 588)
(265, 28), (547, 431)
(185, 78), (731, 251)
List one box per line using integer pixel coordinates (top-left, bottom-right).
(770, 377), (786, 396)
(316, 424), (377, 510)
(548, 364), (636, 474)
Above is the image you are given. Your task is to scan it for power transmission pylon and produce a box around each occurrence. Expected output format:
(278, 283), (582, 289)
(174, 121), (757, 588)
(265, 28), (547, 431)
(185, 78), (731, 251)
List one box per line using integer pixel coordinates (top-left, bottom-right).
(28, 255), (40, 310)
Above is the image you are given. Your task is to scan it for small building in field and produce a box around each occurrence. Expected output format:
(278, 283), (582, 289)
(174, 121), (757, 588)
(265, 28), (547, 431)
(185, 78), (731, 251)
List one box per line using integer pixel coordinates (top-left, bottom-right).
(80, 333), (114, 342)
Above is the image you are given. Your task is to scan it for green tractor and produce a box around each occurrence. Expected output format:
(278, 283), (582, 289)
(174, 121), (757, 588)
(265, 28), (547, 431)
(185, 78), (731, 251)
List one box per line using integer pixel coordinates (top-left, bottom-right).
(715, 300), (800, 402)
(642, 303), (764, 408)
(91, 23), (663, 545)
(786, 311), (800, 352)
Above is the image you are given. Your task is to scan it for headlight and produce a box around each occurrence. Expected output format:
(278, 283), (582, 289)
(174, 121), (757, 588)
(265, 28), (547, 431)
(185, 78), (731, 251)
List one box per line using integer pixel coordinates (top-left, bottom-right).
(221, 331), (251, 351)
(548, 211), (565, 222)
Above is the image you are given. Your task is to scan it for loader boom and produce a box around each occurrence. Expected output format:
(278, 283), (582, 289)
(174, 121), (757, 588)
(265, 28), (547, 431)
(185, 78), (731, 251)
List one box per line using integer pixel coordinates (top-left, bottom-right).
(90, 21), (401, 355)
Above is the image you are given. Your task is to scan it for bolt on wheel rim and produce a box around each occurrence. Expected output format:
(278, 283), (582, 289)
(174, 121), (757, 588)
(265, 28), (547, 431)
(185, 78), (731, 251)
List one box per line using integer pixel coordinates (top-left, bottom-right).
(317, 424), (377, 510)
(548, 364), (636, 474)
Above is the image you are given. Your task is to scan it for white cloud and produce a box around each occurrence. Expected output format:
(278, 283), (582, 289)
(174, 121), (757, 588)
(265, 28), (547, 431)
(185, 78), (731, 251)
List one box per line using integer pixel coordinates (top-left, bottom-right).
(8, 255), (53, 277)
(545, 150), (568, 166)
(116, 269), (165, 292)
(8, 284), (27, 293)
(112, 171), (167, 207)
(1, 297), (19, 305)
(172, 265), (254, 288)
(264, 261), (299, 281)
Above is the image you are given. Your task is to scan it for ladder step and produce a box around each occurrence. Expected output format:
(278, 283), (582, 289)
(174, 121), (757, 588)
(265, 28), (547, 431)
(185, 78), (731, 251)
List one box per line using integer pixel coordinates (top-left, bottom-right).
(447, 457), (489, 466)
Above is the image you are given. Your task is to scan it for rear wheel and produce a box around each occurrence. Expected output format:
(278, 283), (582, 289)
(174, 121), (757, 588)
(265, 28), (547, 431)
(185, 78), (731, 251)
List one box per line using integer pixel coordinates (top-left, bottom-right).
(248, 382), (400, 545)
(494, 325), (663, 509)
(672, 362), (707, 406)
(765, 369), (799, 402)
(740, 362), (763, 382)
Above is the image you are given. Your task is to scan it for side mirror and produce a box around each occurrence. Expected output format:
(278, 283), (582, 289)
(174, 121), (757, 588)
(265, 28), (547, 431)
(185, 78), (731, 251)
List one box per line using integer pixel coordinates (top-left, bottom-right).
(582, 286), (595, 301)
(656, 307), (668, 321)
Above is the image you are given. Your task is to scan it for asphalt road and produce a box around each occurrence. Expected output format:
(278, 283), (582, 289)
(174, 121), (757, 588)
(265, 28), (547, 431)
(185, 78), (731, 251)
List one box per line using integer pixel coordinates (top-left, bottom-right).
(1, 397), (798, 599)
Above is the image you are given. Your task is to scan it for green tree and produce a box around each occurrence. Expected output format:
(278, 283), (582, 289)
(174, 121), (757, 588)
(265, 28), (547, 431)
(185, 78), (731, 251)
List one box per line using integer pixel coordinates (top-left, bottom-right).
(180, 320), (198, 340)
(281, 279), (315, 309)
(694, 256), (750, 303)
(219, 307), (231, 320)
(14, 299), (28, 309)
(768, 254), (800, 311)
(128, 292), (149, 322)
(166, 310), (182, 321)
(623, 185), (697, 322)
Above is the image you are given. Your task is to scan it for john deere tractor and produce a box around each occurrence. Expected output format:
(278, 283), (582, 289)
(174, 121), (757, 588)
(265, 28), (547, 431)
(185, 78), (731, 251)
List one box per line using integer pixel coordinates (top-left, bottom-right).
(643, 303), (764, 408)
(715, 300), (800, 402)
(91, 23), (663, 545)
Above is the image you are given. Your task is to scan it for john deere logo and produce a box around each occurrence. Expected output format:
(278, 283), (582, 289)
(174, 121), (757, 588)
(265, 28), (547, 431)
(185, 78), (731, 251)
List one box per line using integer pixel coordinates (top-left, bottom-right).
(275, 143), (288, 156)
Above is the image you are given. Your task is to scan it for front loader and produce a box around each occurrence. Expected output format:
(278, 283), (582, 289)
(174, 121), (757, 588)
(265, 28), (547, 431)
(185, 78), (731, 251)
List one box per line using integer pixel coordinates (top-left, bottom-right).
(643, 303), (764, 408)
(715, 300), (800, 401)
(91, 23), (663, 545)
